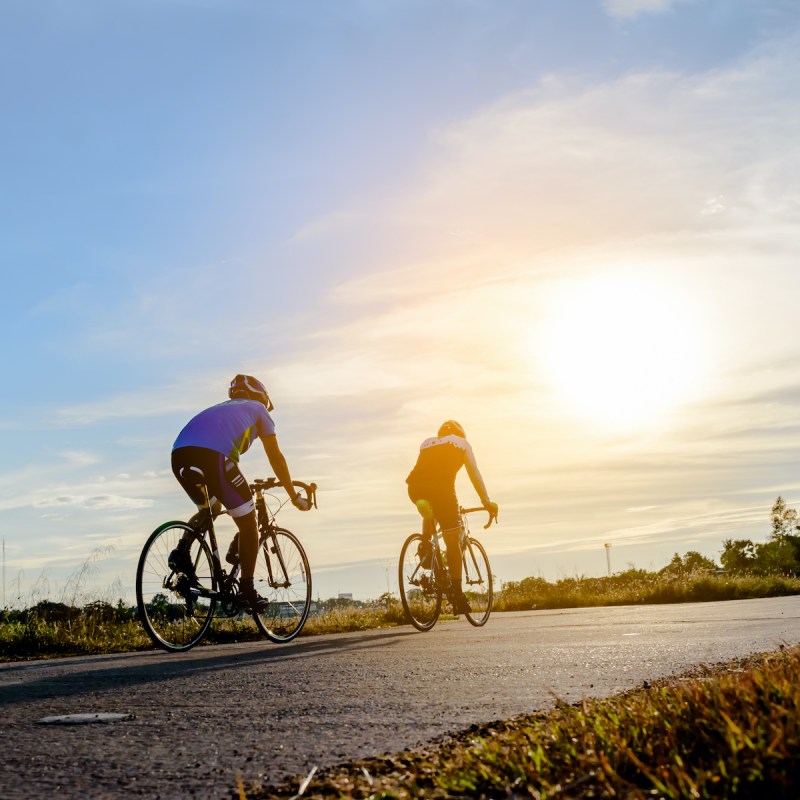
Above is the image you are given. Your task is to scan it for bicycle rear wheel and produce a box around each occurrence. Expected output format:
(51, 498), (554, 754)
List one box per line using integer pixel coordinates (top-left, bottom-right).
(252, 528), (312, 643)
(462, 537), (492, 627)
(398, 533), (442, 632)
(136, 521), (217, 652)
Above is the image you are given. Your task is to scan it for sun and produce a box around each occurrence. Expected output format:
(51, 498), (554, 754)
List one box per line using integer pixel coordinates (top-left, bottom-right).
(538, 274), (703, 430)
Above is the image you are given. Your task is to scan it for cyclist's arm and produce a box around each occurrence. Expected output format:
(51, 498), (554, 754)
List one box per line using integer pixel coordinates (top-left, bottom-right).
(463, 443), (492, 507)
(261, 434), (300, 503)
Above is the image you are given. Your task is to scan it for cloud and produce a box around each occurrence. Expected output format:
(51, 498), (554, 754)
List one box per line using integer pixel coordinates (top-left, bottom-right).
(602, 0), (696, 19)
(57, 450), (101, 467)
(288, 210), (363, 244)
(418, 55), (797, 251)
(52, 383), (213, 427)
(32, 494), (153, 511)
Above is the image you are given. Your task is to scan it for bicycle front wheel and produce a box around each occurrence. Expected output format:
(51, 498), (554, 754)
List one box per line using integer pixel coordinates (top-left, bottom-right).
(136, 522), (217, 652)
(252, 528), (312, 643)
(398, 533), (442, 632)
(462, 537), (493, 627)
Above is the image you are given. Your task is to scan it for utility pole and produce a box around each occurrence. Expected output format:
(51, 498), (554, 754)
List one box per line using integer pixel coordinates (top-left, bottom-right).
(2, 538), (5, 609)
(604, 543), (612, 577)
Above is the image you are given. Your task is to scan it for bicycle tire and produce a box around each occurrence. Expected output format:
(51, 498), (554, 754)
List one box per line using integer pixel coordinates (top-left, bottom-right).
(398, 533), (442, 632)
(252, 528), (312, 643)
(136, 521), (217, 652)
(462, 537), (492, 627)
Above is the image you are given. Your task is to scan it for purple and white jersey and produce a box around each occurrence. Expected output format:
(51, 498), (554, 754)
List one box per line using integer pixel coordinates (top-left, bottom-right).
(172, 399), (276, 462)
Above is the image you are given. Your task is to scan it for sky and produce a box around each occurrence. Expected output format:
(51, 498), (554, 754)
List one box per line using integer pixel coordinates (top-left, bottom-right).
(2, 0), (800, 605)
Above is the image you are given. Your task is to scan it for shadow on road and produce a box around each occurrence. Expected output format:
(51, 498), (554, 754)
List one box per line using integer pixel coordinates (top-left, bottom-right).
(0, 626), (421, 706)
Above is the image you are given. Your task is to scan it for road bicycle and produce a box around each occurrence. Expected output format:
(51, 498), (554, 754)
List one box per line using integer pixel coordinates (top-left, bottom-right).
(136, 477), (316, 653)
(398, 506), (496, 632)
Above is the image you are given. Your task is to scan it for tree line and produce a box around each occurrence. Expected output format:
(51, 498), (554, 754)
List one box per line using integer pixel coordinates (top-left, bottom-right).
(718, 496), (800, 577)
(663, 496), (800, 578)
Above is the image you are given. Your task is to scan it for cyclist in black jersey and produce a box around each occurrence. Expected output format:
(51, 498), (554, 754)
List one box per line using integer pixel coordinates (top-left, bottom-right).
(406, 420), (498, 614)
(169, 374), (310, 613)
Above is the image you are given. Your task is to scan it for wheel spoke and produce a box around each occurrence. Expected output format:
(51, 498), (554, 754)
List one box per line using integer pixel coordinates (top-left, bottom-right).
(252, 529), (311, 642)
(136, 523), (217, 652)
(399, 534), (442, 631)
(463, 537), (492, 627)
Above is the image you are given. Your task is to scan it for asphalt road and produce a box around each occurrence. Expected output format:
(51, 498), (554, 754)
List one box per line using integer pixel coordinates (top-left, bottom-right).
(1, 596), (799, 799)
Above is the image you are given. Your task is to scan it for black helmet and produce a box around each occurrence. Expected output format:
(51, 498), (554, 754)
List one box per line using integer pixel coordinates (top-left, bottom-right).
(438, 420), (465, 438)
(229, 374), (273, 411)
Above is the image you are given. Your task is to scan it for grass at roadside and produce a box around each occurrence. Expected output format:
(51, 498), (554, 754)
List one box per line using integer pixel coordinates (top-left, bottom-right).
(0, 604), (410, 661)
(244, 646), (800, 799)
(2, 572), (799, 661)
(494, 571), (800, 612)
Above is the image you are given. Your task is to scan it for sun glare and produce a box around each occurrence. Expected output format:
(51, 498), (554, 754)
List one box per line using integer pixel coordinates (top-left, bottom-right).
(538, 275), (703, 431)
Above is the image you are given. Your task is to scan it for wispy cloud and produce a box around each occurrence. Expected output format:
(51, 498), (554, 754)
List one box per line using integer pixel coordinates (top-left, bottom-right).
(32, 495), (153, 510)
(56, 450), (101, 467)
(52, 384), (213, 427)
(288, 210), (364, 244)
(602, 0), (696, 19)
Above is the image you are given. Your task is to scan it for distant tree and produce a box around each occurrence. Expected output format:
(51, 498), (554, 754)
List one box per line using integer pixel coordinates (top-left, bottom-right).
(83, 600), (115, 621)
(683, 551), (718, 573)
(661, 551), (717, 578)
(27, 600), (78, 623)
(720, 539), (757, 574)
(661, 553), (685, 577)
(753, 537), (800, 577)
(318, 596), (364, 611)
(771, 496), (799, 540)
(147, 593), (170, 618)
(114, 598), (135, 622)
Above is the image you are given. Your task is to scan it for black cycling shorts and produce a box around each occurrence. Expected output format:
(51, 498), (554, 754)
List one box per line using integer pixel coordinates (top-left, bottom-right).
(407, 483), (460, 532)
(171, 446), (254, 518)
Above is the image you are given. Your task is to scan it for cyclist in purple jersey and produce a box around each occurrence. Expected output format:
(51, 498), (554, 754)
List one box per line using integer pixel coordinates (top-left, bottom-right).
(406, 420), (498, 614)
(170, 374), (309, 613)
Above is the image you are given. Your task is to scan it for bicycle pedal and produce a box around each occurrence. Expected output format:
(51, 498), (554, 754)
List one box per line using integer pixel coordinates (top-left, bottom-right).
(235, 593), (269, 614)
(174, 573), (194, 597)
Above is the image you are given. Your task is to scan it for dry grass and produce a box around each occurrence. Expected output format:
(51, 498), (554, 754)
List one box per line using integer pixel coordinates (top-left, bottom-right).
(496, 571), (800, 612)
(3, 571), (800, 661)
(0, 602), (409, 660)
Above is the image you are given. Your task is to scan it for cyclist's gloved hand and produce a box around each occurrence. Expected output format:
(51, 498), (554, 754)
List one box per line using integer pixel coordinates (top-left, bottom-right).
(485, 501), (499, 522)
(292, 495), (311, 511)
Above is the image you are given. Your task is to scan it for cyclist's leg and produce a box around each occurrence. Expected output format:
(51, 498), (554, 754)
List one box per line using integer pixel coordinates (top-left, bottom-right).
(431, 491), (462, 583)
(200, 458), (270, 611)
(441, 525), (463, 584)
(171, 448), (226, 530)
(408, 487), (438, 570)
(409, 484), (462, 576)
(229, 509), (272, 609)
(421, 515), (436, 540)
(234, 510), (259, 578)
(172, 448), (261, 591)
(169, 448), (216, 570)
(431, 491), (471, 614)
(172, 449), (208, 512)
(408, 491), (437, 540)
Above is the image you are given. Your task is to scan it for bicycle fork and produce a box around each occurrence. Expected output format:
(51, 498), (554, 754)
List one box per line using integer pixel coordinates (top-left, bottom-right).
(462, 540), (483, 587)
